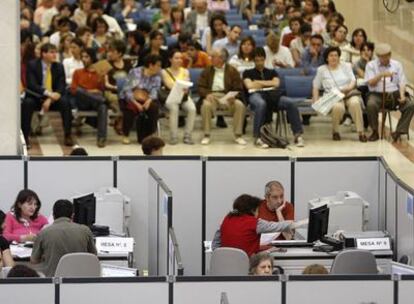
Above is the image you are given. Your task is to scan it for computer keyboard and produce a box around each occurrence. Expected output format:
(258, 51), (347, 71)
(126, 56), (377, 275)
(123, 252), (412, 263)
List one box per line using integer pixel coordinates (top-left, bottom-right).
(271, 240), (314, 248)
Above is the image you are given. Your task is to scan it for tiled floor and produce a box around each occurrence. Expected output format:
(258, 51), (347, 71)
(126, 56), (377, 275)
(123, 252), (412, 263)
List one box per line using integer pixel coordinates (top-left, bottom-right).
(28, 112), (414, 189)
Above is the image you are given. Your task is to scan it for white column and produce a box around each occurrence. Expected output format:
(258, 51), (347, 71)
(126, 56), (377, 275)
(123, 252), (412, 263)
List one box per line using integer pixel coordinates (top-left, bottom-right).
(0, 0), (19, 155)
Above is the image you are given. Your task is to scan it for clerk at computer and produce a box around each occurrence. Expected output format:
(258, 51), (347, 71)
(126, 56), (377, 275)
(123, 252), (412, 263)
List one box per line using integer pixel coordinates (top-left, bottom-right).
(258, 181), (294, 240)
(31, 199), (97, 277)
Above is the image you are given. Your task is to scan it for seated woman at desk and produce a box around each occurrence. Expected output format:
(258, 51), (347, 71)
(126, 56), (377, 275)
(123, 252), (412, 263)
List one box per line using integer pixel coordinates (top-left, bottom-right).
(212, 194), (295, 256)
(3, 189), (48, 243)
(0, 210), (15, 267)
(249, 252), (274, 275)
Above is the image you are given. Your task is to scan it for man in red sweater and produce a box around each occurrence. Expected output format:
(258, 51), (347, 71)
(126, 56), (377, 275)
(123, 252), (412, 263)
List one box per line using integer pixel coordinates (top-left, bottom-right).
(258, 181), (294, 240)
(71, 48), (107, 147)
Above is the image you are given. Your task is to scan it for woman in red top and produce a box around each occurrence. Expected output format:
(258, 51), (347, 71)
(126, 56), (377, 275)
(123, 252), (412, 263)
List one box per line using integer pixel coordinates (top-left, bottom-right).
(215, 194), (293, 256)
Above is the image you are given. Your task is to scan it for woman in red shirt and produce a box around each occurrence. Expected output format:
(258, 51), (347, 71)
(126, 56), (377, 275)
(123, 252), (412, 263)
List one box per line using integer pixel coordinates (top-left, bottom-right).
(214, 194), (293, 256)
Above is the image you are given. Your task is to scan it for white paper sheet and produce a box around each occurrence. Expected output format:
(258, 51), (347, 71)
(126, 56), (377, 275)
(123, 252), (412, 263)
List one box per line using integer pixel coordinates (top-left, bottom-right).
(165, 80), (193, 105)
(260, 232), (281, 246)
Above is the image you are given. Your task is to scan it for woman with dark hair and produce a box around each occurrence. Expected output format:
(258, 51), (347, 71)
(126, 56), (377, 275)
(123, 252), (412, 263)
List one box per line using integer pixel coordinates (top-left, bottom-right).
(202, 13), (228, 53)
(139, 30), (169, 68)
(0, 210), (15, 267)
(152, 0), (172, 30)
(343, 28), (368, 64)
(164, 6), (185, 38)
(3, 189), (48, 243)
(92, 16), (111, 52)
(212, 194), (294, 256)
(229, 36), (256, 74)
(331, 24), (351, 62)
(322, 14), (342, 47)
(312, 46), (367, 142)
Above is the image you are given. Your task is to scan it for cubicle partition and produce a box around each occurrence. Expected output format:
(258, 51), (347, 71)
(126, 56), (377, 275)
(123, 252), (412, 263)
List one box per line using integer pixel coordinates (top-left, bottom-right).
(0, 156), (24, 211)
(174, 276), (282, 304)
(117, 156), (202, 275)
(293, 157), (381, 230)
(396, 182), (414, 264)
(285, 275), (394, 304)
(0, 278), (55, 304)
(148, 167), (172, 276)
(399, 275), (414, 304)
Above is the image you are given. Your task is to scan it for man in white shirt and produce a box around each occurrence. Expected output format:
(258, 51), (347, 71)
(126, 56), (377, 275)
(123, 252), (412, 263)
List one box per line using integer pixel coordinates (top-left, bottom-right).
(63, 38), (84, 85)
(212, 25), (242, 59)
(264, 32), (294, 69)
(365, 43), (414, 141)
(49, 17), (75, 47)
(92, 1), (125, 39)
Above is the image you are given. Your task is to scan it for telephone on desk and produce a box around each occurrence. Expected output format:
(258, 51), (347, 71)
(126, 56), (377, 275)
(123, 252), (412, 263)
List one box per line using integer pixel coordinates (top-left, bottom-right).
(313, 236), (344, 252)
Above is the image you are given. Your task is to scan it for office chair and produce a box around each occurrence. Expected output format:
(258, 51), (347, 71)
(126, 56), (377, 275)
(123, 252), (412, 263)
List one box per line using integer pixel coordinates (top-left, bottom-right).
(209, 247), (249, 276)
(399, 255), (411, 265)
(54, 253), (101, 277)
(330, 249), (378, 274)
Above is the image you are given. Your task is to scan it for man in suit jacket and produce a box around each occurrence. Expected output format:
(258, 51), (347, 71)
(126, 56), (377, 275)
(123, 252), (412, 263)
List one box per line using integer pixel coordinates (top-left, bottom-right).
(22, 43), (73, 147)
(198, 48), (247, 145)
(183, 0), (211, 40)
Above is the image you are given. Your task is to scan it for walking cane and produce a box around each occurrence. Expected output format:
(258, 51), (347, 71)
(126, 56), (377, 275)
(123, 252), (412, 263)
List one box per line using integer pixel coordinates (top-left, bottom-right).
(380, 76), (386, 139)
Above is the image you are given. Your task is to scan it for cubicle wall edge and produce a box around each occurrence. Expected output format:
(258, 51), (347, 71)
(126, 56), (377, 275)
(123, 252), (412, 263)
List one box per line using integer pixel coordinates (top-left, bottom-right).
(201, 158), (206, 275)
(0, 278), (54, 284)
(175, 275), (281, 282)
(61, 276), (167, 284)
(287, 274), (392, 281)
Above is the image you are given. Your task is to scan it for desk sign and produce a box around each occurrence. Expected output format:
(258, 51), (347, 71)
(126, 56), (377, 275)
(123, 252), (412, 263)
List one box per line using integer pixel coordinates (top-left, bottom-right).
(356, 237), (391, 251)
(96, 237), (134, 253)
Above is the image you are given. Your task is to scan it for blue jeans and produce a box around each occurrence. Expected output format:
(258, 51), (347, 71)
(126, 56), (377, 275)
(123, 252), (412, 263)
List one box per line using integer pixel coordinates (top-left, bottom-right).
(278, 98), (303, 135)
(248, 93), (268, 138)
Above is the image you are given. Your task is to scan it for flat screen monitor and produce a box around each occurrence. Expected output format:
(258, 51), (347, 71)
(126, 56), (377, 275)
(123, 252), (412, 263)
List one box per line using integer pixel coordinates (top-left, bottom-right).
(307, 204), (329, 242)
(73, 193), (96, 226)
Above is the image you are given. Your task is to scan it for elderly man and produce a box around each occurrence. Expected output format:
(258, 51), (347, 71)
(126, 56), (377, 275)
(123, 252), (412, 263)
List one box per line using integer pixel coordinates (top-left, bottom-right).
(198, 48), (247, 145)
(257, 181), (294, 240)
(365, 43), (414, 141)
(183, 0), (211, 39)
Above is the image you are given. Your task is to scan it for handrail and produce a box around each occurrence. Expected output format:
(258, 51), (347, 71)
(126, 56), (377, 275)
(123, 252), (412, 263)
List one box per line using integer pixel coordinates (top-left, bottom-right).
(169, 227), (184, 276)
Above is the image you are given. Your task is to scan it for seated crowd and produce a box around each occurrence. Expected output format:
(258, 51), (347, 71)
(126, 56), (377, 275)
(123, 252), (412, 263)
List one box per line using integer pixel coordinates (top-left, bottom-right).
(20, 0), (414, 150)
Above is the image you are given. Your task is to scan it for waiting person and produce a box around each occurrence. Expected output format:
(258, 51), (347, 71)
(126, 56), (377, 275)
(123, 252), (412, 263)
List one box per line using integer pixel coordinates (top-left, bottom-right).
(183, 0), (211, 40)
(330, 24), (351, 62)
(312, 0), (336, 34)
(7, 265), (39, 278)
(126, 30), (146, 60)
(212, 194), (294, 256)
(3, 189), (48, 243)
(164, 5), (185, 38)
(139, 30), (169, 68)
(21, 43), (73, 148)
(182, 40), (211, 68)
(264, 31), (294, 69)
(58, 33), (74, 63)
(162, 49), (196, 145)
(112, 0), (142, 31)
(249, 252), (274, 275)
(312, 46), (368, 142)
(141, 136), (166, 156)
(31, 199), (97, 277)
(0, 211), (15, 267)
(49, 17), (74, 48)
(257, 0), (287, 34)
(202, 13), (228, 54)
(208, 0), (231, 12)
(281, 16), (302, 48)
(300, 34), (326, 71)
(322, 14), (344, 47)
(152, 0), (171, 31)
(63, 38), (84, 86)
(212, 25), (242, 59)
(229, 36), (256, 75)
(354, 42), (375, 79)
(290, 23), (312, 67)
(121, 54), (162, 144)
(198, 48), (247, 145)
(302, 264), (329, 274)
(365, 43), (414, 142)
(257, 181), (294, 240)
(343, 28), (368, 64)
(243, 47), (305, 148)
(70, 48), (107, 148)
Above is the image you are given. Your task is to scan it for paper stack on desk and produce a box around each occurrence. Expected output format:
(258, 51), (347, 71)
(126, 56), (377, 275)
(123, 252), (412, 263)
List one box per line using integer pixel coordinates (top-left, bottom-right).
(10, 245), (32, 258)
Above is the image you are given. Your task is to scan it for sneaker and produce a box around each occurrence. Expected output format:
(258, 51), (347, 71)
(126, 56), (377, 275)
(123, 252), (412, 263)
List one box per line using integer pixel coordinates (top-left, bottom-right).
(255, 138), (269, 149)
(295, 136), (305, 147)
(97, 137), (106, 148)
(201, 136), (210, 145)
(183, 134), (194, 145)
(169, 137), (179, 145)
(234, 136), (247, 145)
(122, 136), (131, 144)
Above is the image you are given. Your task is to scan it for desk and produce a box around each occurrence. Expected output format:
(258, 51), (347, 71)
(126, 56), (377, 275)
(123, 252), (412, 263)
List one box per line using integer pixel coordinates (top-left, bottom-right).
(270, 247), (393, 274)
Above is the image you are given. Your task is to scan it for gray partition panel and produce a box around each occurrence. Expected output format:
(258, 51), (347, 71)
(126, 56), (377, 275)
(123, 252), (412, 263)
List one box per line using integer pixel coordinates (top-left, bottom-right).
(294, 158), (380, 229)
(60, 278), (168, 304)
(0, 279), (54, 303)
(27, 157), (113, 217)
(397, 185), (414, 263)
(378, 159), (386, 231)
(286, 276), (393, 304)
(0, 157), (24, 211)
(386, 173), (397, 250)
(399, 276), (414, 304)
(117, 157), (202, 275)
(174, 277), (281, 304)
(205, 158), (291, 242)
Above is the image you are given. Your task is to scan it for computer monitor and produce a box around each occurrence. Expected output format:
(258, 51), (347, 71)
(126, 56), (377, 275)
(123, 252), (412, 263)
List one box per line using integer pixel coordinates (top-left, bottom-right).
(73, 193), (96, 226)
(307, 204), (329, 243)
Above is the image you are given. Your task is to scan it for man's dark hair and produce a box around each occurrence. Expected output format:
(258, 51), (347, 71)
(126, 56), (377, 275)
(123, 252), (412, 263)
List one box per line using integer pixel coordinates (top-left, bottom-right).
(310, 34), (324, 44)
(252, 47), (266, 59)
(141, 136), (165, 155)
(109, 39), (127, 55)
(143, 54), (162, 68)
(136, 20), (152, 34)
(40, 43), (57, 55)
(71, 37), (84, 48)
(53, 199), (74, 219)
(228, 194), (261, 217)
(59, 4), (74, 14)
(178, 32), (192, 44)
(70, 146), (88, 156)
(57, 16), (71, 28)
(91, 0), (104, 11)
(230, 24), (242, 32)
(7, 265), (40, 278)
(149, 30), (164, 42)
(82, 47), (98, 64)
(300, 22), (312, 35)
(127, 30), (146, 47)
(360, 41), (375, 53)
(323, 46), (341, 64)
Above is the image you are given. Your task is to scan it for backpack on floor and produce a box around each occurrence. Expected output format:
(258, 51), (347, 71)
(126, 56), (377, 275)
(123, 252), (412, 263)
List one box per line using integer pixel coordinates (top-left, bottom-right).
(260, 124), (289, 149)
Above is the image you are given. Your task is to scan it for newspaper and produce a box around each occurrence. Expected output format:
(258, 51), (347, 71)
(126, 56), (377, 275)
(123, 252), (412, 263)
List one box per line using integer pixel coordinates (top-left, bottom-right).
(165, 80), (193, 105)
(218, 91), (239, 105)
(311, 88), (345, 116)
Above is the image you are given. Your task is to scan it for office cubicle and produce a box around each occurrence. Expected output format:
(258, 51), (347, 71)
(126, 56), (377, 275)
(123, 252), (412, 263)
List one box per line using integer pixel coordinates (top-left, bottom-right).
(399, 275), (414, 304)
(0, 278), (55, 304)
(0, 156), (24, 211)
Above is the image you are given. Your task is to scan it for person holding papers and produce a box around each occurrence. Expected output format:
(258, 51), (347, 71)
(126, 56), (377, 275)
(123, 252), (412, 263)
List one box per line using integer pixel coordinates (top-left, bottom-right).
(161, 49), (196, 145)
(312, 46), (367, 142)
(0, 210), (15, 267)
(243, 47), (305, 148)
(198, 48), (247, 145)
